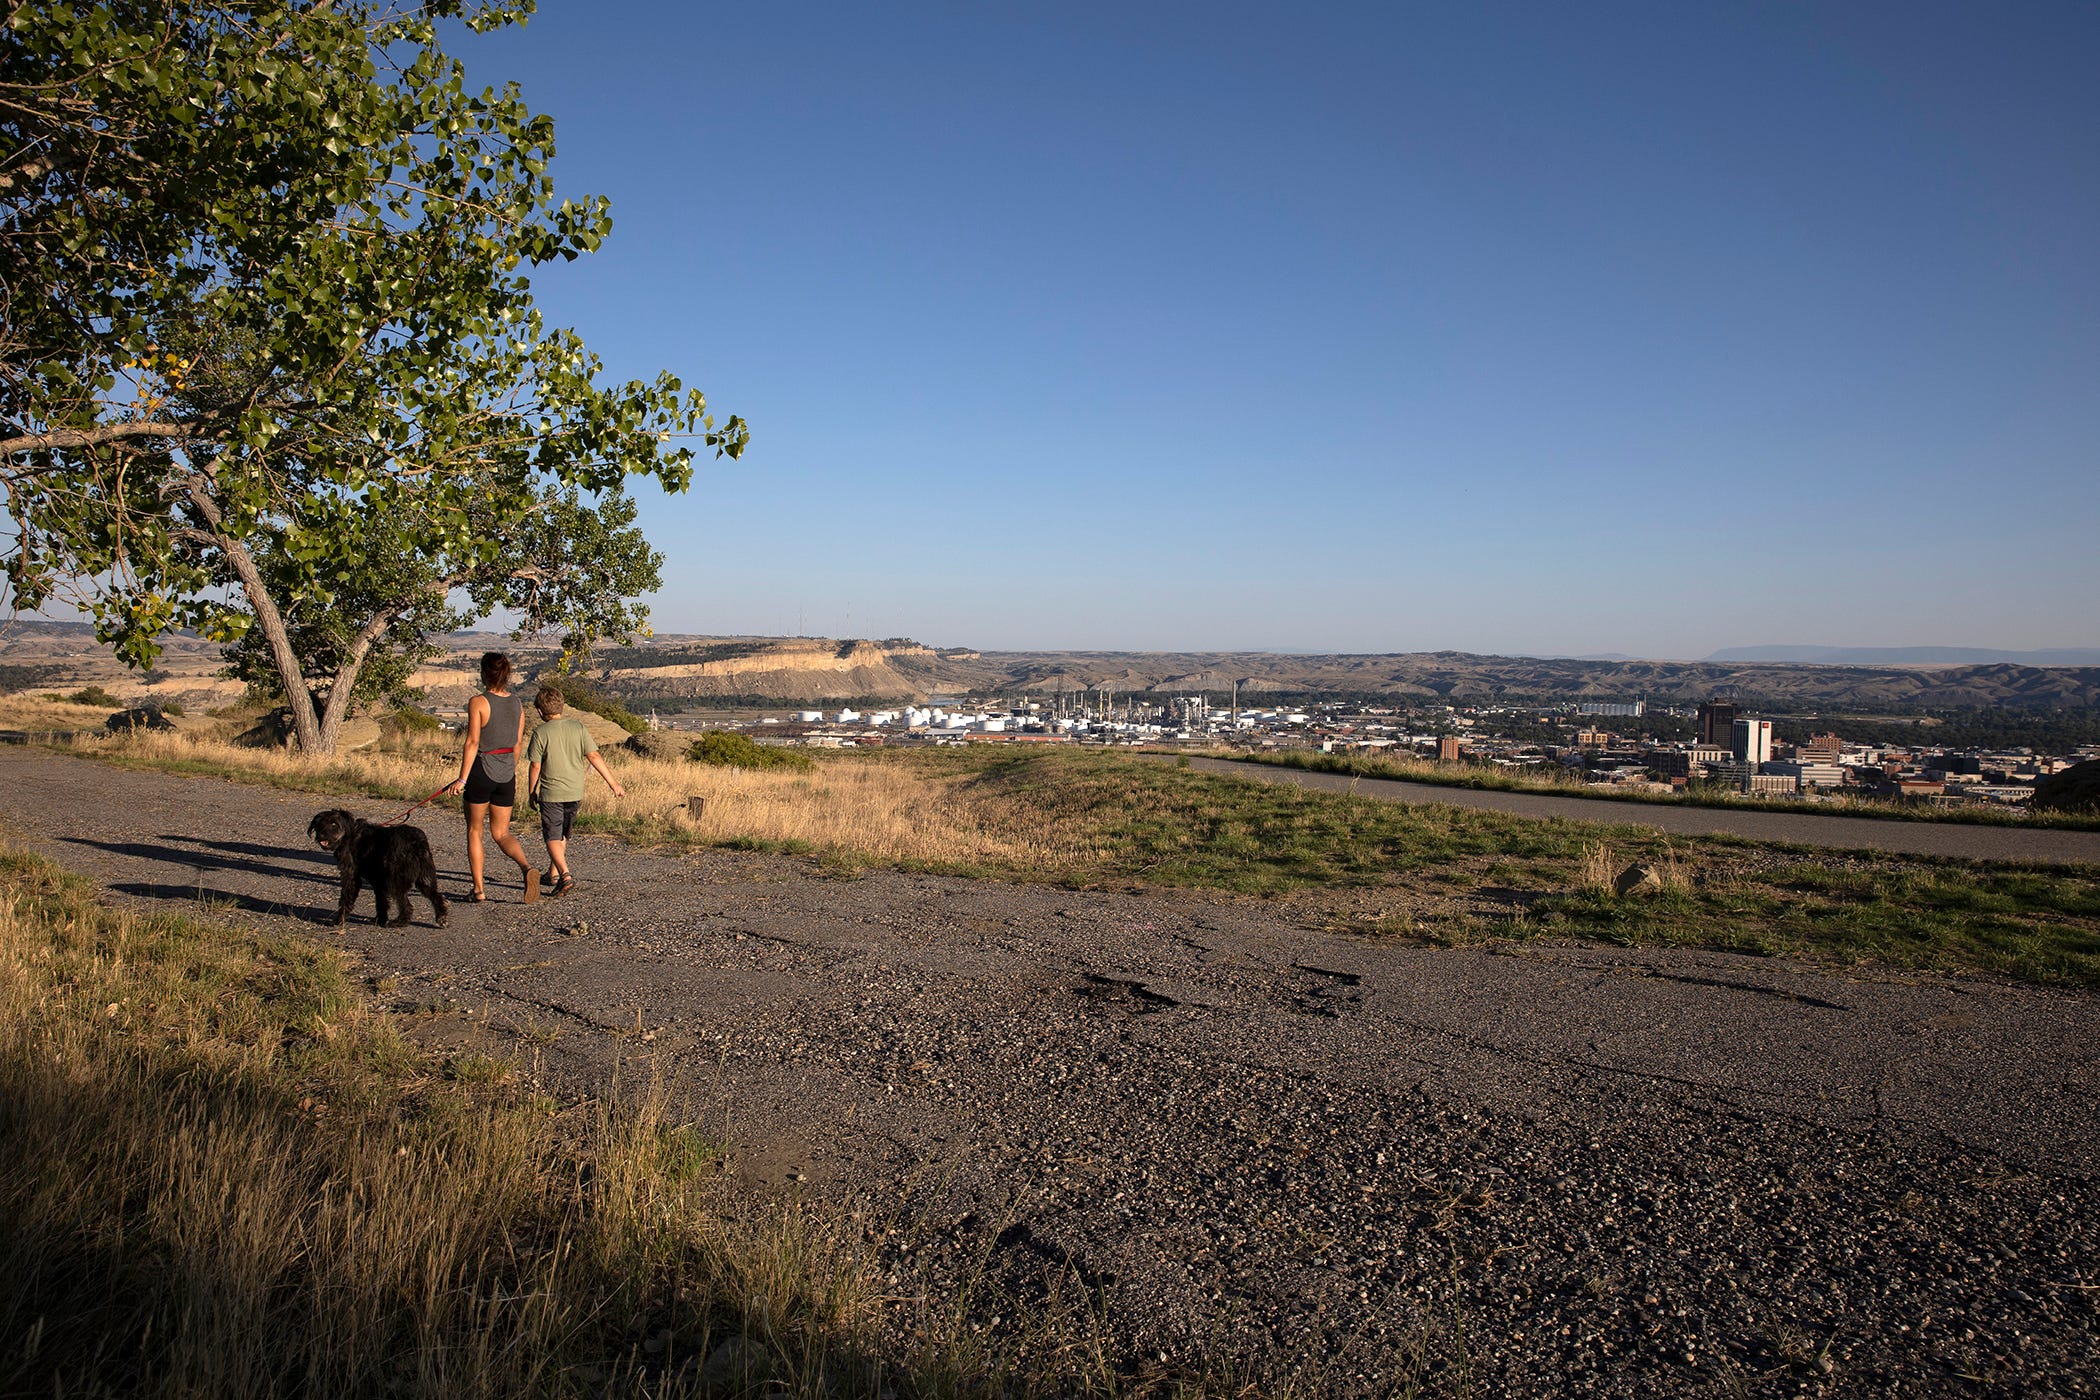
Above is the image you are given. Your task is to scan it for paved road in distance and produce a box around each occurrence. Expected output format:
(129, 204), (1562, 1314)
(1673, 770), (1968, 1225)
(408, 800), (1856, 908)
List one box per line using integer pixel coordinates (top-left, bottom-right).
(1176, 755), (2100, 865)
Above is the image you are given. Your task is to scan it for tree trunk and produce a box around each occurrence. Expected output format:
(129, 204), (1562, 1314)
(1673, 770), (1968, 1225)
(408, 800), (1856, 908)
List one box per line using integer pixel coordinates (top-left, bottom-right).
(181, 481), (327, 754)
(315, 608), (403, 754)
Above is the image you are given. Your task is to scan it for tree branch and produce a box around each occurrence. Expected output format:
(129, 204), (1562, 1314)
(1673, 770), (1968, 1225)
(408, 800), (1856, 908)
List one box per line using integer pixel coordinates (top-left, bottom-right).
(1, 422), (189, 456)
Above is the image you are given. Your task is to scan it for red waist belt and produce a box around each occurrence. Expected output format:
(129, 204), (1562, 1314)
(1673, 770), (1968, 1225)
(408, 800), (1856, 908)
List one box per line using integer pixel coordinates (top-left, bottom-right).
(483, 747), (515, 756)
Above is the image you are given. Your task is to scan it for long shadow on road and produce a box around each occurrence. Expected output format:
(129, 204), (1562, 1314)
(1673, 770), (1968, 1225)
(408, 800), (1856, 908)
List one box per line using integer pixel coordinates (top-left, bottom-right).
(62, 833), (338, 888)
(108, 881), (337, 924)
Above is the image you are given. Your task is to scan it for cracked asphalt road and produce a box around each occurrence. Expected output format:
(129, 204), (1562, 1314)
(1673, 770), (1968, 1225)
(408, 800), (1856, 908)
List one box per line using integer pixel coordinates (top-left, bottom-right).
(3, 750), (2096, 1396)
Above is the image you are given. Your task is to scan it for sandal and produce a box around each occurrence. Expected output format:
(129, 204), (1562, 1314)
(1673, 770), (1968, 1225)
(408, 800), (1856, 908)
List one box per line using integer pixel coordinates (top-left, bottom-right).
(550, 875), (574, 897)
(471, 888), (487, 903)
(521, 868), (541, 904)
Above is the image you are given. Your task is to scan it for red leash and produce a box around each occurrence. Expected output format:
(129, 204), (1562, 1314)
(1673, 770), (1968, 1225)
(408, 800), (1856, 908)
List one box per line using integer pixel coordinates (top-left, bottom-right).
(379, 783), (456, 827)
(378, 739), (516, 826)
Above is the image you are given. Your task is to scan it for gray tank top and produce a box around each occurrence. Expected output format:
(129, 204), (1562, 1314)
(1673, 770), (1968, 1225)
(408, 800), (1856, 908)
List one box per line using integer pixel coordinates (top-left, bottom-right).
(477, 691), (523, 781)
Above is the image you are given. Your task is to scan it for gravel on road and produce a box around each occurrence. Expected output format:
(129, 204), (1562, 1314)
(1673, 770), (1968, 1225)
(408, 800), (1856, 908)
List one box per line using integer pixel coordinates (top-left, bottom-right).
(3, 749), (2096, 1397)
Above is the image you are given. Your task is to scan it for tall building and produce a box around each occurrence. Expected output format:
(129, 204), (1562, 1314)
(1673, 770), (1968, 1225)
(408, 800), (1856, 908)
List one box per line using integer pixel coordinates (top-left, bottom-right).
(1733, 717), (1773, 766)
(1697, 700), (1739, 746)
(1438, 735), (1464, 762)
(1800, 732), (1843, 763)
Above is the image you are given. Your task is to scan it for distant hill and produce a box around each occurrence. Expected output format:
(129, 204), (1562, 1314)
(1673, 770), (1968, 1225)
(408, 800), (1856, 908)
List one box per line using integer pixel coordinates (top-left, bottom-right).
(1707, 645), (2100, 667)
(1513, 652), (1644, 662)
(589, 636), (941, 702)
(0, 619), (244, 706)
(912, 649), (2100, 711)
(8, 620), (2100, 712)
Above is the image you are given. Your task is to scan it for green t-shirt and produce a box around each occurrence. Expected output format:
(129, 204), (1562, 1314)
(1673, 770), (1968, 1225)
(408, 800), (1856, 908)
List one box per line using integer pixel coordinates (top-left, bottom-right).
(525, 716), (598, 804)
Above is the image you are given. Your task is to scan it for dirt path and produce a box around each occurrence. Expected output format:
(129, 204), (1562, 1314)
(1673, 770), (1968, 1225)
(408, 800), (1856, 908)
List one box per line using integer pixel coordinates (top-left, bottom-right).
(3, 750), (2096, 1396)
(1176, 756), (2100, 864)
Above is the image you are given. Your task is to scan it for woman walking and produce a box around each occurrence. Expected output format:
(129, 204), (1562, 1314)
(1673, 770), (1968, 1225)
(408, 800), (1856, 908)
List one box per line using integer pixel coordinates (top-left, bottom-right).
(449, 651), (539, 903)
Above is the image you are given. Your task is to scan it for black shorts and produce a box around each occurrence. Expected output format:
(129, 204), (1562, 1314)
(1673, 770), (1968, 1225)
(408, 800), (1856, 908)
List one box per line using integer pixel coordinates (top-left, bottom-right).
(540, 800), (581, 843)
(463, 759), (515, 808)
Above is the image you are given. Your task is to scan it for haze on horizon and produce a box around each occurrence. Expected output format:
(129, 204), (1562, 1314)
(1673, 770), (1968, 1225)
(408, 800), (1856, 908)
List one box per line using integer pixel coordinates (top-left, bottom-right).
(417, 5), (2093, 656)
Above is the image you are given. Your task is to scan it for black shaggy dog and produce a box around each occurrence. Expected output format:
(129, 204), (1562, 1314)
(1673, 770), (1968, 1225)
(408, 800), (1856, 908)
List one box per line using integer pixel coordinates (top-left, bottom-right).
(308, 809), (448, 928)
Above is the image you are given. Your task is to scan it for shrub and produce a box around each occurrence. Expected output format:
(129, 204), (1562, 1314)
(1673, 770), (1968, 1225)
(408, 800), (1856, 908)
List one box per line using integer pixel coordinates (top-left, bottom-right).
(545, 675), (648, 735)
(159, 701), (185, 717)
(65, 685), (121, 708)
(385, 705), (442, 736)
(688, 730), (816, 772)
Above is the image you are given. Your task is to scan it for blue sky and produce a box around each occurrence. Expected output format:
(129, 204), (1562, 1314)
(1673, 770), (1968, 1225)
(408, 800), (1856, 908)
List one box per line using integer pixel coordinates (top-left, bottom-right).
(463, 2), (2098, 658)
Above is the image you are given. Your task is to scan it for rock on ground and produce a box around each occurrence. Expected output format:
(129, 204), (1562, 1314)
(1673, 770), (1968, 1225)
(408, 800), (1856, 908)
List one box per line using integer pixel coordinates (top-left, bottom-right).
(2034, 758), (2100, 814)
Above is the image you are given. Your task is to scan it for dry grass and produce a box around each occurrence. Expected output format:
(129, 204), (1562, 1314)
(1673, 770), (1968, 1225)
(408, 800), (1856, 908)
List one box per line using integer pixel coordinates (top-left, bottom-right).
(66, 730), (1069, 871)
(0, 845), (875, 1395)
(1243, 746), (1600, 796)
(0, 694), (123, 730)
(1576, 840), (1617, 893)
(1575, 840), (1694, 895)
(652, 755), (1068, 868)
(0, 845), (1254, 1397)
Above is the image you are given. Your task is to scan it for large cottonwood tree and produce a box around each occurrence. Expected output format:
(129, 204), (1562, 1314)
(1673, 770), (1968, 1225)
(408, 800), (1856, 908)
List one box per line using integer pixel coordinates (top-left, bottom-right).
(220, 487), (665, 750)
(1, 1), (744, 753)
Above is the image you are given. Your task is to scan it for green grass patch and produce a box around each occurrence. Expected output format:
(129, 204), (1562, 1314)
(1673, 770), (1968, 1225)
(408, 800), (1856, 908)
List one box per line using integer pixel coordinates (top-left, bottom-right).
(927, 748), (2100, 987)
(1225, 748), (2100, 831)
(940, 747), (1607, 893)
(381, 704), (442, 738)
(688, 729), (817, 772)
(1526, 860), (2100, 985)
(62, 685), (122, 709)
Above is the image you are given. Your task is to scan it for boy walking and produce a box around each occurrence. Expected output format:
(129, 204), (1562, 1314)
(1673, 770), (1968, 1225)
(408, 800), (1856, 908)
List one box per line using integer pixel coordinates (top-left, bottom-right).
(524, 685), (626, 897)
